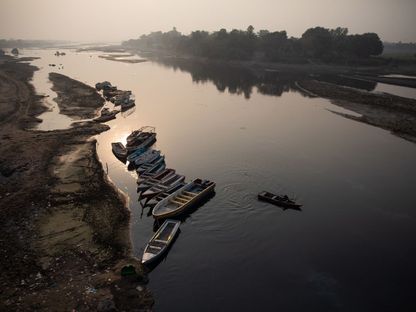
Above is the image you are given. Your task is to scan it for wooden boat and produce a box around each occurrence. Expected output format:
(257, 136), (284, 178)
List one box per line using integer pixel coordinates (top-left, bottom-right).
(111, 142), (128, 159)
(127, 145), (149, 162)
(93, 108), (119, 122)
(126, 127), (156, 153)
(140, 174), (186, 200)
(134, 150), (161, 166)
(141, 219), (181, 264)
(257, 191), (302, 209)
(145, 182), (187, 207)
(127, 126), (155, 145)
(121, 99), (135, 111)
(152, 179), (215, 219)
(136, 156), (165, 176)
(136, 169), (176, 192)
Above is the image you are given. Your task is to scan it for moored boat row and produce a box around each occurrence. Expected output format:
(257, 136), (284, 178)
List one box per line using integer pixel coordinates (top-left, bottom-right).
(110, 126), (215, 266)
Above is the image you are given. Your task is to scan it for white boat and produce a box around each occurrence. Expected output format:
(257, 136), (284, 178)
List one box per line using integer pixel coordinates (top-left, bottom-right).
(142, 219), (181, 264)
(152, 179), (215, 219)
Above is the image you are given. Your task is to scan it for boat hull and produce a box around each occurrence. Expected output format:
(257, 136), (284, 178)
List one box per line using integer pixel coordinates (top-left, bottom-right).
(152, 181), (215, 219)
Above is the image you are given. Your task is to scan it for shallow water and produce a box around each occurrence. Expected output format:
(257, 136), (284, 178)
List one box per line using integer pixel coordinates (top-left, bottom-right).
(374, 82), (416, 99)
(26, 49), (416, 311)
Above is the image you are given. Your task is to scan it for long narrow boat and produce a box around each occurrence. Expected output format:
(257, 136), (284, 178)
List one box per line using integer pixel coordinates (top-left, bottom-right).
(133, 150), (161, 167)
(126, 126), (156, 154)
(142, 219), (181, 265)
(111, 142), (128, 160)
(136, 169), (176, 192)
(136, 156), (165, 176)
(257, 191), (302, 210)
(152, 179), (215, 219)
(127, 145), (149, 163)
(140, 174), (186, 200)
(144, 182), (187, 207)
(127, 133), (156, 154)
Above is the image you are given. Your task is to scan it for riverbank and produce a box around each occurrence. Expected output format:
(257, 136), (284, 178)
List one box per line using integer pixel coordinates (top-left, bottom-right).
(297, 79), (416, 143)
(0, 56), (153, 311)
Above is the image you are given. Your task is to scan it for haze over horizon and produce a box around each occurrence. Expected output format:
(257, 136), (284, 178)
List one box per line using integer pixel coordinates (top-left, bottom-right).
(1, 0), (415, 43)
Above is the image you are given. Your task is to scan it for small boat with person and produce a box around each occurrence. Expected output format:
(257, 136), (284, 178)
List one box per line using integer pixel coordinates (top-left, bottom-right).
(152, 178), (215, 219)
(142, 219), (181, 265)
(257, 191), (302, 210)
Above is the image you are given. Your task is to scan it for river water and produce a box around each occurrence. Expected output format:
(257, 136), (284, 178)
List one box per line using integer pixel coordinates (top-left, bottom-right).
(25, 49), (416, 311)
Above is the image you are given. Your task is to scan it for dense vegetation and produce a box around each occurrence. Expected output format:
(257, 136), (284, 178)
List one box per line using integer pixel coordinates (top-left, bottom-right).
(0, 39), (67, 48)
(123, 26), (384, 63)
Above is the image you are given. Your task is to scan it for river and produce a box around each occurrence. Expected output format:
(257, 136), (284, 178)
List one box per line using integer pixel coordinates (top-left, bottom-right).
(25, 48), (416, 311)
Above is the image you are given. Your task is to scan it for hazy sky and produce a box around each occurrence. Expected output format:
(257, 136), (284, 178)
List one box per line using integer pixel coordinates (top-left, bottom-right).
(1, 0), (415, 42)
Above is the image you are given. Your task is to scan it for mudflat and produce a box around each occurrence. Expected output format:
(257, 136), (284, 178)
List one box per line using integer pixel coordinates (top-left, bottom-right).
(0, 55), (153, 311)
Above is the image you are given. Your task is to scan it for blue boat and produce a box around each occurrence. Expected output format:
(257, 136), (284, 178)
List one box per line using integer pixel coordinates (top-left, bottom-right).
(127, 146), (148, 162)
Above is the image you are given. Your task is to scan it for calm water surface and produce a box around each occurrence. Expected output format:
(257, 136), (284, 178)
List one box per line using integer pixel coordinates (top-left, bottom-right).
(26, 49), (416, 311)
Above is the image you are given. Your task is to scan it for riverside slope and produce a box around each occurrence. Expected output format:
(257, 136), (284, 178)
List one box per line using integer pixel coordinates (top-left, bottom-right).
(0, 56), (153, 311)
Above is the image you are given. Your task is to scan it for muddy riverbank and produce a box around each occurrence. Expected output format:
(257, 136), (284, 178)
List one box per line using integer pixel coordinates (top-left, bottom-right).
(297, 79), (416, 143)
(0, 56), (153, 311)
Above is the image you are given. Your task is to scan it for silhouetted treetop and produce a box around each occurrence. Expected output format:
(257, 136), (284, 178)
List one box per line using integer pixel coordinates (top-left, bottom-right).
(123, 26), (384, 63)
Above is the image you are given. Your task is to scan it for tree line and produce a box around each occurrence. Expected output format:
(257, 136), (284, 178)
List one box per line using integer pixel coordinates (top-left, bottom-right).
(122, 26), (384, 63)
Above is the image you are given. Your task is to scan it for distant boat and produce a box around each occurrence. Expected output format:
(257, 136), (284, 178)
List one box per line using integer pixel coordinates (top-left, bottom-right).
(140, 174), (186, 200)
(111, 142), (128, 160)
(142, 219), (181, 265)
(121, 99), (135, 111)
(93, 108), (119, 122)
(152, 179), (215, 219)
(257, 191), (302, 210)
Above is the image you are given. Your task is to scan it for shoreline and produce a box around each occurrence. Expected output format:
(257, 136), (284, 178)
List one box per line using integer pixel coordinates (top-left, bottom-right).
(0, 56), (153, 311)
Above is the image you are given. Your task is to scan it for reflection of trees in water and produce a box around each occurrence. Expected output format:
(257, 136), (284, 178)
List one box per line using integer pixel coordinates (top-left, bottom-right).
(155, 58), (377, 98)
(155, 58), (302, 99)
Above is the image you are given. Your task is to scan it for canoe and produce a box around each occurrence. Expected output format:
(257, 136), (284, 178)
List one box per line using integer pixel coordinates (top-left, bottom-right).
(136, 156), (165, 176)
(152, 178), (215, 219)
(134, 150), (161, 167)
(111, 142), (128, 159)
(136, 168), (176, 192)
(127, 126), (155, 145)
(127, 145), (149, 162)
(126, 132), (156, 154)
(140, 174), (186, 200)
(142, 219), (180, 265)
(145, 182), (187, 207)
(257, 191), (302, 209)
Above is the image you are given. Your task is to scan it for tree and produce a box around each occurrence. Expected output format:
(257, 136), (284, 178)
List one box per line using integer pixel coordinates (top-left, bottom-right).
(301, 27), (333, 58)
